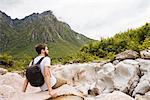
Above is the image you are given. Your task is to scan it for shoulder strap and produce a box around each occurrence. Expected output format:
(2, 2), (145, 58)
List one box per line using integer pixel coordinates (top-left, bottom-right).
(36, 57), (45, 65)
(31, 58), (34, 65)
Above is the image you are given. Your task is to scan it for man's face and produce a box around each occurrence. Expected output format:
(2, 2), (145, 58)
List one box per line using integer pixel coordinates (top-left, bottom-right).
(44, 46), (49, 56)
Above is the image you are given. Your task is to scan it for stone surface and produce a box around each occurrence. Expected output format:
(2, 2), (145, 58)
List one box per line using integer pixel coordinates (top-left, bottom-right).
(115, 50), (139, 60)
(0, 85), (15, 100)
(85, 91), (135, 100)
(133, 80), (150, 96)
(135, 95), (150, 100)
(136, 59), (150, 75)
(0, 55), (150, 100)
(113, 61), (139, 94)
(140, 49), (150, 59)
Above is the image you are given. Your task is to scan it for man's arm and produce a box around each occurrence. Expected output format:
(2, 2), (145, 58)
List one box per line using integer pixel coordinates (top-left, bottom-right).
(44, 66), (56, 96)
(22, 78), (28, 92)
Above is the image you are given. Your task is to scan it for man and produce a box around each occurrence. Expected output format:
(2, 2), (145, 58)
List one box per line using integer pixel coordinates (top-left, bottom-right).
(22, 43), (57, 96)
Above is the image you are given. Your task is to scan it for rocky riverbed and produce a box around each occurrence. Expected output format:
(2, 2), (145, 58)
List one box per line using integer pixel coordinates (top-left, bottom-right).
(0, 49), (150, 100)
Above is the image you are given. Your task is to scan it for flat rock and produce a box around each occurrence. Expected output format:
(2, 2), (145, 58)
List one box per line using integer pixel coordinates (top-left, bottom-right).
(115, 50), (139, 60)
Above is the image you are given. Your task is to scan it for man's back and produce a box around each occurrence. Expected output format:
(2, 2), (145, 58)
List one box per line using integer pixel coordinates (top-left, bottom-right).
(32, 55), (56, 91)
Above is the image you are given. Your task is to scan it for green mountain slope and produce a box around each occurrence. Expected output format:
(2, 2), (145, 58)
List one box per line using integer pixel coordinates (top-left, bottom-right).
(0, 10), (92, 58)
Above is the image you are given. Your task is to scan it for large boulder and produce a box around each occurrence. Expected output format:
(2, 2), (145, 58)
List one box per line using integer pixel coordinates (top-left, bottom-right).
(95, 61), (140, 95)
(96, 63), (115, 94)
(0, 73), (24, 91)
(115, 50), (139, 60)
(0, 72), (41, 100)
(140, 49), (150, 59)
(18, 84), (84, 100)
(53, 63), (97, 88)
(113, 61), (139, 93)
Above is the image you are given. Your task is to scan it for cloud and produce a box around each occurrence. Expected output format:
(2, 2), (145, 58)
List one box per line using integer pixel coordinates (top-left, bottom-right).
(0, 0), (150, 40)
(0, 0), (22, 10)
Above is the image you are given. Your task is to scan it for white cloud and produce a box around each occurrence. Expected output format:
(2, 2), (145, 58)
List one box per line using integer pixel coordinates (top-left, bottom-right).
(0, 0), (150, 40)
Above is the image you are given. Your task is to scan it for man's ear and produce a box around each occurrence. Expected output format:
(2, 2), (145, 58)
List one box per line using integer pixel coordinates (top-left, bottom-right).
(41, 49), (45, 53)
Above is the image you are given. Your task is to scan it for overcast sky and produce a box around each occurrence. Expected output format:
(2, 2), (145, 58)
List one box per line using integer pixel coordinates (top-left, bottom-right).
(0, 0), (150, 40)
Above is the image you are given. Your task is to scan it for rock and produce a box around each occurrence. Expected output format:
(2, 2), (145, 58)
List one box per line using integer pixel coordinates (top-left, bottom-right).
(139, 73), (150, 82)
(13, 71), (26, 77)
(145, 91), (150, 95)
(53, 63), (97, 86)
(113, 60), (120, 65)
(103, 91), (135, 100)
(85, 91), (135, 100)
(75, 83), (91, 96)
(113, 61), (139, 93)
(98, 60), (108, 66)
(0, 68), (8, 75)
(88, 87), (99, 96)
(10, 84), (84, 100)
(0, 72), (40, 93)
(96, 63), (115, 93)
(115, 50), (139, 60)
(132, 72), (150, 96)
(0, 85), (15, 100)
(54, 84), (83, 96)
(136, 59), (150, 75)
(123, 59), (139, 65)
(0, 73), (24, 91)
(135, 95), (150, 100)
(133, 80), (150, 96)
(140, 49), (150, 59)
(49, 95), (84, 100)
(102, 63), (115, 74)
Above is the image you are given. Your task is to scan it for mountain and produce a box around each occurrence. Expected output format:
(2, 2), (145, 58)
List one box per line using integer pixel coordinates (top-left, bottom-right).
(0, 10), (92, 58)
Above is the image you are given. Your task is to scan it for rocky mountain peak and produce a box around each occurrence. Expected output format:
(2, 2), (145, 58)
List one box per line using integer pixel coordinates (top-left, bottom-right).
(40, 10), (53, 16)
(18, 10), (57, 25)
(0, 10), (13, 27)
(39, 10), (57, 20)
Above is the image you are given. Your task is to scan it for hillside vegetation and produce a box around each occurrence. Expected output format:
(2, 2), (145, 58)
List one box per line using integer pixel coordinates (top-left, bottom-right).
(80, 23), (150, 59)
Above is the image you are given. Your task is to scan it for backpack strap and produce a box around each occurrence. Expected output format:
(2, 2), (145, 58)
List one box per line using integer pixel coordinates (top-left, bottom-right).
(31, 58), (34, 65)
(36, 57), (45, 65)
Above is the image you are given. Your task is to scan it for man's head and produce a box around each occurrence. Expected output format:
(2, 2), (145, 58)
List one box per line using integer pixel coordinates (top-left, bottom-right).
(35, 43), (49, 56)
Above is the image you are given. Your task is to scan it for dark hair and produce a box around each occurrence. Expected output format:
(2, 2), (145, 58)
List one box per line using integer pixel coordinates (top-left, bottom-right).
(35, 43), (47, 54)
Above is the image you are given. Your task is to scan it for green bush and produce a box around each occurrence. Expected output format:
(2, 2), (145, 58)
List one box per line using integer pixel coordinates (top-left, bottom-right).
(80, 23), (150, 60)
(0, 53), (14, 67)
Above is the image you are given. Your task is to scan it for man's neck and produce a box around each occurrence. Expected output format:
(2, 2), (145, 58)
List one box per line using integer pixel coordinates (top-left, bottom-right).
(39, 54), (45, 57)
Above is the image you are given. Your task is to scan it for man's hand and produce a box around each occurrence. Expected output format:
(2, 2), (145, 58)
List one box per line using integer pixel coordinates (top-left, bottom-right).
(49, 90), (57, 97)
(22, 89), (26, 92)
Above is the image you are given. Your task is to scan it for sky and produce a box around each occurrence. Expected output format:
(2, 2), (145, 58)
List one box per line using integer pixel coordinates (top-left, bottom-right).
(0, 0), (150, 40)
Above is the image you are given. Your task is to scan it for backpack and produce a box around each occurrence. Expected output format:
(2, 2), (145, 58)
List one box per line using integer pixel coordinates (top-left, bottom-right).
(26, 57), (45, 87)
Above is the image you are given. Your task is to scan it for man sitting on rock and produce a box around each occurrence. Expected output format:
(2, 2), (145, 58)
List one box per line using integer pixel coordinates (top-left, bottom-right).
(22, 43), (57, 96)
